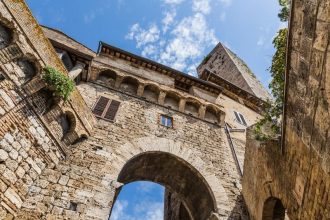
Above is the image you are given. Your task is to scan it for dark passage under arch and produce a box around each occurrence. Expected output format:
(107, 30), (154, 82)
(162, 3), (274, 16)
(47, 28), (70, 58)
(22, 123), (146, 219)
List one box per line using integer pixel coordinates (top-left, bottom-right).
(262, 197), (287, 220)
(115, 151), (217, 220)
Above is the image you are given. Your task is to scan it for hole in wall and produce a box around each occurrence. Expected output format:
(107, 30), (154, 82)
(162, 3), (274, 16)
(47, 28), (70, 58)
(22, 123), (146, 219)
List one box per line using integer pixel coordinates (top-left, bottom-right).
(0, 23), (13, 49)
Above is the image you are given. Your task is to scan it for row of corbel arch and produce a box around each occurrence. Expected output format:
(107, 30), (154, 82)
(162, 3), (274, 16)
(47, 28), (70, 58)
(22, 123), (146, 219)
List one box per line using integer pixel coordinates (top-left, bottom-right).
(96, 69), (225, 125)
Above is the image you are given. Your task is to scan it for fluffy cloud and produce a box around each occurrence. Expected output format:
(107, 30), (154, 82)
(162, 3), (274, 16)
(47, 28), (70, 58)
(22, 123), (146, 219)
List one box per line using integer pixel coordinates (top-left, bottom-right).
(126, 23), (160, 48)
(159, 13), (218, 71)
(126, 0), (218, 75)
(110, 199), (163, 220)
(110, 200), (132, 220)
(162, 10), (176, 33)
(192, 0), (211, 14)
(163, 0), (185, 5)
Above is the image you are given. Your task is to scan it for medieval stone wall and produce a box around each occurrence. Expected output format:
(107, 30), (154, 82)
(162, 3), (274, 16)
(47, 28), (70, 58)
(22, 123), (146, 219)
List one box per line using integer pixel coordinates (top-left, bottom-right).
(0, 1), (270, 219)
(15, 77), (250, 219)
(242, 0), (330, 219)
(0, 1), (92, 219)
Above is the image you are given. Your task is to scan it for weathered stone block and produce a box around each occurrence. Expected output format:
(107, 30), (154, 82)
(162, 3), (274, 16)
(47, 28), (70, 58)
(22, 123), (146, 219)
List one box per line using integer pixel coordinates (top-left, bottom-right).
(0, 149), (9, 161)
(4, 188), (23, 208)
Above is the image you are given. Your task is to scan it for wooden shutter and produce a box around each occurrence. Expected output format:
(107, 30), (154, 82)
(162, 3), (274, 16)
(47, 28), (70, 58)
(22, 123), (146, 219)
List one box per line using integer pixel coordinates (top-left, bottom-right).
(104, 100), (120, 121)
(93, 96), (110, 117)
(239, 113), (247, 126)
(234, 111), (241, 123)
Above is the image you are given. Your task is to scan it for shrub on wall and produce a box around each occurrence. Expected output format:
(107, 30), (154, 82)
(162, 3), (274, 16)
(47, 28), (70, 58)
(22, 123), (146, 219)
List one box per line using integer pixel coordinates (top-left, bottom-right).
(254, 0), (289, 140)
(42, 66), (74, 101)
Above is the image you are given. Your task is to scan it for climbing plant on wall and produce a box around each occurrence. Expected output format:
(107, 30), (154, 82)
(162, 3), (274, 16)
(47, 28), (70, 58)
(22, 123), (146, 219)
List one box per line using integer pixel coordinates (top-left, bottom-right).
(42, 66), (75, 101)
(254, 0), (289, 140)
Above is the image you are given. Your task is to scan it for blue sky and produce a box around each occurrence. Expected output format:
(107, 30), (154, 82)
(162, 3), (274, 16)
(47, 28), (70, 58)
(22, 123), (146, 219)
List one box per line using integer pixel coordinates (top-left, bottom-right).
(110, 181), (164, 220)
(26, 0), (284, 219)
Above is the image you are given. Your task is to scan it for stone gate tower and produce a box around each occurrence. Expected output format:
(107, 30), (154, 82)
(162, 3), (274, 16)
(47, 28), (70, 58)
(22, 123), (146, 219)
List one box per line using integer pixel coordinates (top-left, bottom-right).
(0, 1), (271, 219)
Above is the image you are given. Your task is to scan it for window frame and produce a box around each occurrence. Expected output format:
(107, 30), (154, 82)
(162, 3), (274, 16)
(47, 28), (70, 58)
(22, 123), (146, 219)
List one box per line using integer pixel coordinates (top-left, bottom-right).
(92, 96), (121, 122)
(159, 114), (174, 128)
(233, 110), (247, 126)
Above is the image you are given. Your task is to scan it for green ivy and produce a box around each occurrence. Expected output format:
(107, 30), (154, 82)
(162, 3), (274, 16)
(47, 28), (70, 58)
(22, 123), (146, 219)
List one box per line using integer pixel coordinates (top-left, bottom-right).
(42, 66), (74, 101)
(254, 0), (288, 140)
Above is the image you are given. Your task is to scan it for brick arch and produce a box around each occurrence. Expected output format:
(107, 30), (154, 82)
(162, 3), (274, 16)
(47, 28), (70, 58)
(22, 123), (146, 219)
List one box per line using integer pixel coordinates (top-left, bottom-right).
(109, 136), (229, 218)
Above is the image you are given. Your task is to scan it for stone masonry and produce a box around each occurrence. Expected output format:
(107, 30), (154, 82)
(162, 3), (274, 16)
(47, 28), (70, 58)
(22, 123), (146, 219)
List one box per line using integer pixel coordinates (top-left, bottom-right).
(242, 0), (330, 219)
(0, 0), (278, 220)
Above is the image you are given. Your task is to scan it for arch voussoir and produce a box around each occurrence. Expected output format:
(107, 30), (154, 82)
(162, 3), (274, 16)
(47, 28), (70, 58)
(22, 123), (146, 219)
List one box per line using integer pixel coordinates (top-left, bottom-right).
(112, 136), (230, 218)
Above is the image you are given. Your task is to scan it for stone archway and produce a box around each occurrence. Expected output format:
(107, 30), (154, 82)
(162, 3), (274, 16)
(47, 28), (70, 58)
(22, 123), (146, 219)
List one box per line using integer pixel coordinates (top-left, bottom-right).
(262, 197), (288, 220)
(107, 136), (230, 219)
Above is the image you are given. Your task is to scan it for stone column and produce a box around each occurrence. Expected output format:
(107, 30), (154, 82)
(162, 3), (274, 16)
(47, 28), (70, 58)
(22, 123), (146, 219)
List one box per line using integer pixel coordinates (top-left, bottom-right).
(114, 75), (124, 89)
(137, 84), (145, 97)
(158, 91), (166, 105)
(199, 105), (206, 119)
(219, 112), (225, 126)
(179, 99), (186, 112)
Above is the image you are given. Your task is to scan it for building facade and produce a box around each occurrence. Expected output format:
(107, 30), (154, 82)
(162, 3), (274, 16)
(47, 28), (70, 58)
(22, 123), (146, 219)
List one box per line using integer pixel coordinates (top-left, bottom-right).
(0, 1), (286, 220)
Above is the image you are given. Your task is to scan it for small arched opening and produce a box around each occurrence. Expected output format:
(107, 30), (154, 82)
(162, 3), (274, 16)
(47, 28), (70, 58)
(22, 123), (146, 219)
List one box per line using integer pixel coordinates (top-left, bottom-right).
(142, 84), (160, 102)
(97, 70), (117, 87)
(0, 22), (13, 49)
(31, 88), (56, 115)
(164, 92), (180, 110)
(59, 111), (76, 141)
(205, 106), (219, 124)
(120, 77), (139, 95)
(185, 99), (200, 117)
(14, 58), (38, 84)
(262, 197), (289, 220)
(109, 152), (217, 220)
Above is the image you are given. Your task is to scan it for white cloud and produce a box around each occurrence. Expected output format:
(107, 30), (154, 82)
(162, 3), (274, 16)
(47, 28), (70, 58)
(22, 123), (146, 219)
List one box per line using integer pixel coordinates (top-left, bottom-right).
(158, 13), (218, 74)
(110, 200), (133, 220)
(192, 0), (211, 14)
(137, 181), (156, 192)
(162, 10), (176, 33)
(126, 23), (160, 48)
(126, 0), (218, 76)
(163, 0), (185, 5)
(110, 199), (163, 220)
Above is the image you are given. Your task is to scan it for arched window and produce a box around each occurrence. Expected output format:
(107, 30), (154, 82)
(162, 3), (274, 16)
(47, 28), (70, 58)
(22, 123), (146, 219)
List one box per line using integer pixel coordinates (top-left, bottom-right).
(97, 70), (117, 87)
(142, 84), (159, 102)
(15, 58), (37, 84)
(205, 106), (219, 123)
(59, 112), (76, 141)
(164, 92), (180, 110)
(31, 88), (55, 115)
(120, 77), (139, 95)
(0, 23), (13, 49)
(185, 100), (200, 117)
